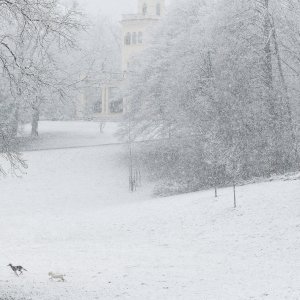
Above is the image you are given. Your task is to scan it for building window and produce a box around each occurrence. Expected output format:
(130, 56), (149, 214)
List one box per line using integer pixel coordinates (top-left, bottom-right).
(87, 87), (102, 114)
(109, 87), (123, 114)
(93, 101), (102, 113)
(132, 32), (137, 44)
(143, 3), (147, 15)
(124, 32), (131, 45)
(156, 3), (161, 16)
(138, 32), (143, 44)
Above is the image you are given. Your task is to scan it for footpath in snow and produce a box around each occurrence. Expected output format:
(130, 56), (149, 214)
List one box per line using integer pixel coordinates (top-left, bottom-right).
(0, 121), (299, 300)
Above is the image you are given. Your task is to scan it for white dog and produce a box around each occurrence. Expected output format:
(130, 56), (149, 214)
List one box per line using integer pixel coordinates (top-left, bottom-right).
(48, 272), (66, 282)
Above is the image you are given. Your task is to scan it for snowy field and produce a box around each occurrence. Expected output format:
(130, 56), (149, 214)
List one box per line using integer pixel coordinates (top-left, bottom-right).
(19, 121), (121, 151)
(0, 122), (299, 299)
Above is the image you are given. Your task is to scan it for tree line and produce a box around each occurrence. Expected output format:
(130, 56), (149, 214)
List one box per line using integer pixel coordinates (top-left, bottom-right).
(124, 0), (300, 196)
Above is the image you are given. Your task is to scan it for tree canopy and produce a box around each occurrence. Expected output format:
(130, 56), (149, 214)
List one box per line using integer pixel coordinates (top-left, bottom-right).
(124, 0), (300, 195)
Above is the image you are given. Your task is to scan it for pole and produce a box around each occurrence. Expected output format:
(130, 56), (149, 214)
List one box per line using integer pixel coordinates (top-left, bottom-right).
(233, 182), (237, 208)
(128, 110), (135, 192)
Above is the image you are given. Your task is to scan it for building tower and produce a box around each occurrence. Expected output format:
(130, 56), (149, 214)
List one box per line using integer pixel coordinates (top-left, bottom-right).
(121, 0), (165, 73)
(138, 0), (166, 17)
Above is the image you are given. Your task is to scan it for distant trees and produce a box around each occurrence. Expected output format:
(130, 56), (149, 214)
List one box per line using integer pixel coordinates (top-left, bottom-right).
(123, 0), (300, 195)
(73, 15), (121, 119)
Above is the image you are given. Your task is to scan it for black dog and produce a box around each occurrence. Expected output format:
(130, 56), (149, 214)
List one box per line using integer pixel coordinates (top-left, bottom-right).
(7, 264), (27, 276)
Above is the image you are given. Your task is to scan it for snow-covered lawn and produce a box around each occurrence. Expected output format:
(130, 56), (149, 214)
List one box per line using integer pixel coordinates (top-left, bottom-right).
(19, 121), (121, 150)
(0, 122), (299, 299)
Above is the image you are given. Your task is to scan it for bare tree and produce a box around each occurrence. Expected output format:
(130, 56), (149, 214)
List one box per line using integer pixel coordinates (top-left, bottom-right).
(0, 0), (83, 170)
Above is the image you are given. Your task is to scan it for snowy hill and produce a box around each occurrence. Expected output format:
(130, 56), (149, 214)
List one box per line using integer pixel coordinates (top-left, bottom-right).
(0, 122), (299, 300)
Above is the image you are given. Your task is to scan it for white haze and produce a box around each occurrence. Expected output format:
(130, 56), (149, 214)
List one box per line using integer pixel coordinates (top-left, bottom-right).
(75, 0), (135, 19)
(74, 0), (171, 20)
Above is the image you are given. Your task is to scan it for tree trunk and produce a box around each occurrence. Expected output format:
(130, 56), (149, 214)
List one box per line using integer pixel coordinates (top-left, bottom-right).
(11, 104), (19, 137)
(263, 0), (273, 92)
(31, 106), (40, 137)
(272, 18), (300, 168)
(262, 0), (283, 171)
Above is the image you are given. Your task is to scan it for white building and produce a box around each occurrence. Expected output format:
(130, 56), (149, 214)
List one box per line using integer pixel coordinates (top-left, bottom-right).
(77, 0), (165, 120)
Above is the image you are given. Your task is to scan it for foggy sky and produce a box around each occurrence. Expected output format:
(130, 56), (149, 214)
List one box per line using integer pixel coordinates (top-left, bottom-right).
(75, 0), (171, 20)
(76, 0), (138, 20)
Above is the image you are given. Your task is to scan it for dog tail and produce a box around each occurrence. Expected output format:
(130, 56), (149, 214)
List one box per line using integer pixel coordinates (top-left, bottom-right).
(23, 268), (28, 271)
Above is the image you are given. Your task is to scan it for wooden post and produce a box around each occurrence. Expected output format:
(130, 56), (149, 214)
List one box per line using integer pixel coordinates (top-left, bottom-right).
(129, 142), (134, 192)
(233, 182), (237, 208)
(128, 111), (135, 192)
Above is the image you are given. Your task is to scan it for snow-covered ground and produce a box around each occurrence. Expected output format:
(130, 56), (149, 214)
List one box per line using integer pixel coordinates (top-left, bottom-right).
(19, 121), (121, 150)
(0, 122), (299, 299)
